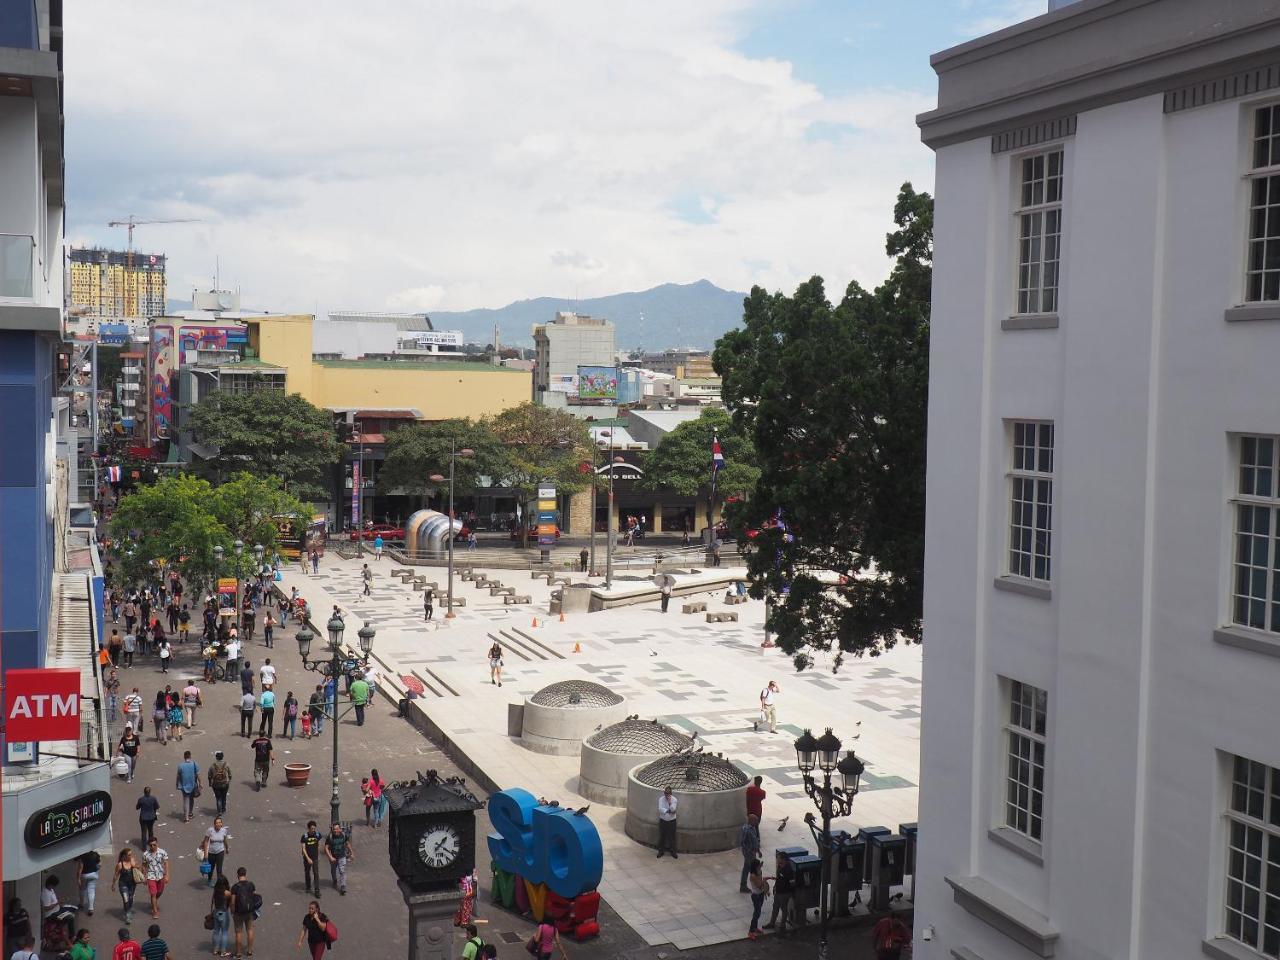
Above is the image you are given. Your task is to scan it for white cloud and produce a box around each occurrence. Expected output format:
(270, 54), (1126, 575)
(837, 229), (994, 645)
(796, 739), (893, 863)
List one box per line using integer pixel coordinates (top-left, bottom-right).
(64, 1), (936, 319)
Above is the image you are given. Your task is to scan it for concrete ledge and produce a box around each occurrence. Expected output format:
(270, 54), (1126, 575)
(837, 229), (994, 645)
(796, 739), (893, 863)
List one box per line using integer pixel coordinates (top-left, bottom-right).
(993, 576), (1052, 601)
(0, 303), (61, 332)
(987, 826), (1044, 866)
(1225, 304), (1280, 323)
(946, 874), (1059, 958)
(1213, 625), (1280, 659)
(1002, 313), (1059, 331)
(1203, 936), (1262, 960)
(952, 949), (988, 960)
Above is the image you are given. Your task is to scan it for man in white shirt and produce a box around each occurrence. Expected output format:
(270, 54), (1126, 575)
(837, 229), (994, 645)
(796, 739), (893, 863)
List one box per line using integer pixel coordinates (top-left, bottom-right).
(656, 786), (678, 859)
(225, 637), (241, 684)
(259, 658), (276, 690)
(758, 680), (779, 734)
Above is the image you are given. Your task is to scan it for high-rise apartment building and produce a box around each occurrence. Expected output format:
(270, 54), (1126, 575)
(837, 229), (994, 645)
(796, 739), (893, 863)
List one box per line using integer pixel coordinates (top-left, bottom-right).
(915, 3), (1280, 960)
(68, 246), (167, 318)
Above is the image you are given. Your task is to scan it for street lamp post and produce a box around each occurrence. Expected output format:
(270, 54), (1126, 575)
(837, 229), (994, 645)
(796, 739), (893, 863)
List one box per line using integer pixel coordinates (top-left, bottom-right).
(599, 431), (624, 590)
(233, 539), (244, 633)
(794, 728), (865, 960)
(429, 443), (473, 620)
(296, 616), (376, 827)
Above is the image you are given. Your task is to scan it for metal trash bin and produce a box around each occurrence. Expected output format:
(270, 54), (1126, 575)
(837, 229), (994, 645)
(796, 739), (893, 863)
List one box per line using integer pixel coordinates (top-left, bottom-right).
(857, 826), (891, 882)
(868, 832), (907, 911)
(831, 831), (866, 917)
(898, 822), (918, 901)
(790, 854), (823, 927)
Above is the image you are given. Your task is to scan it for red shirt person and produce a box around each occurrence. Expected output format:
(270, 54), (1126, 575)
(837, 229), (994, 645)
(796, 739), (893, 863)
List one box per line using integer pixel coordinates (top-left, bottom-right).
(112, 929), (142, 960)
(746, 775), (766, 820)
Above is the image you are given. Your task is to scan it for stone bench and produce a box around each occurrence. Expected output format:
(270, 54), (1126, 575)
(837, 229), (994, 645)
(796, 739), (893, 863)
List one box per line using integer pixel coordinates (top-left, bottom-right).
(445, 596), (466, 608)
(460, 571), (478, 581)
(504, 594), (532, 605)
(550, 589), (563, 601)
(706, 612), (739, 623)
(412, 581), (428, 591)
(531, 570), (551, 580)
(490, 585), (514, 597)
(724, 594), (747, 605)
(682, 601), (707, 614)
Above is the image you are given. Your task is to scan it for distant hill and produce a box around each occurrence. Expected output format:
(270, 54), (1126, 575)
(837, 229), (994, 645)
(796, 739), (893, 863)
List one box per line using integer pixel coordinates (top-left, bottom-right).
(429, 279), (747, 350)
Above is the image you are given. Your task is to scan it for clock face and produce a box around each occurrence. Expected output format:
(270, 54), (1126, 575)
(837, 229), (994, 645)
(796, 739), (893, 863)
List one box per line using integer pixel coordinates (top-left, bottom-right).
(417, 823), (461, 870)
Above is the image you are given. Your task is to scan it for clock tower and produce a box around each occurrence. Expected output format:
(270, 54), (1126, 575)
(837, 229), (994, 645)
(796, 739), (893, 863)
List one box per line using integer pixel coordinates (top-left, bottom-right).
(386, 769), (484, 891)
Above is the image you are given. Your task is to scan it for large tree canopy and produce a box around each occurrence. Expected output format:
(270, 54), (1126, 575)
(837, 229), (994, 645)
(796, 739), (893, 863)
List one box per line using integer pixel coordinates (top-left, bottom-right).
(640, 408), (759, 522)
(187, 391), (342, 501)
(377, 419), (509, 503)
(713, 183), (931, 669)
(489, 403), (593, 545)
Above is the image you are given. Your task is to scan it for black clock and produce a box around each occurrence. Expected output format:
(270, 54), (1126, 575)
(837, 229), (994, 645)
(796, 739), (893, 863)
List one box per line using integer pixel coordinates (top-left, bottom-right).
(387, 770), (483, 891)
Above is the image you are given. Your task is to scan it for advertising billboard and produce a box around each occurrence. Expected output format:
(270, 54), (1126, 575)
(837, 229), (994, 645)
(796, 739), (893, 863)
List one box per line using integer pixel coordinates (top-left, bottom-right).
(576, 366), (618, 401)
(548, 375), (578, 394)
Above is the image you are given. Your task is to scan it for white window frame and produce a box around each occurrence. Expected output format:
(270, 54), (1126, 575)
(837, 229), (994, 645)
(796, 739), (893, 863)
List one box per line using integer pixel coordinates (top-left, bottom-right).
(1245, 102), (1280, 304)
(1230, 435), (1280, 633)
(1013, 147), (1065, 316)
(1220, 754), (1280, 957)
(1001, 679), (1047, 843)
(1006, 420), (1054, 582)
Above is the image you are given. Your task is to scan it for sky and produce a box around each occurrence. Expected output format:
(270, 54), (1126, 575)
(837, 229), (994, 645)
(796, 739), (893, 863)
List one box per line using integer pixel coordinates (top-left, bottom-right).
(64, 0), (1046, 315)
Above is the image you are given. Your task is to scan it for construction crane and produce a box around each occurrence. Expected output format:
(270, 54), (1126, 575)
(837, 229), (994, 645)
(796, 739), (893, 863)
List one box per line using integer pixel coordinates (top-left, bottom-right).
(107, 215), (201, 251)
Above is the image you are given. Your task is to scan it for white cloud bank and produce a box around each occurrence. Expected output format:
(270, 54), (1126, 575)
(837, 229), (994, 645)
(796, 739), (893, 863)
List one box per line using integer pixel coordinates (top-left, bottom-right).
(64, 1), (935, 315)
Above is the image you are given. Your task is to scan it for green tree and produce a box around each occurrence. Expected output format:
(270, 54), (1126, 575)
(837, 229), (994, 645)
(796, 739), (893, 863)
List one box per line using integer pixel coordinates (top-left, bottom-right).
(208, 472), (311, 560)
(640, 408), (759, 528)
(377, 419), (509, 505)
(107, 474), (227, 592)
(187, 391), (343, 500)
(713, 182), (931, 669)
(488, 403), (594, 546)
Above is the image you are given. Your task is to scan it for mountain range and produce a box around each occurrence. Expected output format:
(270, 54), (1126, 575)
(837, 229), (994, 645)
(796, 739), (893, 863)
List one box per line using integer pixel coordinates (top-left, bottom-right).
(168, 279), (749, 350)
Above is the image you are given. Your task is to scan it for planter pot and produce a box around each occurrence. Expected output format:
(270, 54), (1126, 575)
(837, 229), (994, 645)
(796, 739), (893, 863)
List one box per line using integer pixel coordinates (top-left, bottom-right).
(284, 762), (311, 787)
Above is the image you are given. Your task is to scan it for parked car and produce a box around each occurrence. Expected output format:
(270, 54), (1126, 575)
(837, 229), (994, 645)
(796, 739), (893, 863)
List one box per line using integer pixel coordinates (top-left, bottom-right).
(511, 525), (561, 541)
(350, 523), (405, 541)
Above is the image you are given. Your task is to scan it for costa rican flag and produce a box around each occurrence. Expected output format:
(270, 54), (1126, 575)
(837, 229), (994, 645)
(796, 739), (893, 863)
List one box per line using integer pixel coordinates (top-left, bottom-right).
(711, 434), (725, 497)
(106, 465), (122, 483)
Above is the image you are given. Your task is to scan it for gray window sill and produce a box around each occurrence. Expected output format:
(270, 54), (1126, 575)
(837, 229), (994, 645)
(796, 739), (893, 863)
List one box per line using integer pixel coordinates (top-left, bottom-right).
(994, 576), (1052, 601)
(1213, 625), (1280, 658)
(1224, 304), (1280, 323)
(1003, 313), (1059, 331)
(946, 875), (1060, 958)
(988, 826), (1045, 866)
(1203, 936), (1265, 960)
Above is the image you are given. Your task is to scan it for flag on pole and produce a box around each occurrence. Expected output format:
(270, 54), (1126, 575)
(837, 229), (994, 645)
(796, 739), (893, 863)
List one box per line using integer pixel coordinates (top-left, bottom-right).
(711, 433), (725, 497)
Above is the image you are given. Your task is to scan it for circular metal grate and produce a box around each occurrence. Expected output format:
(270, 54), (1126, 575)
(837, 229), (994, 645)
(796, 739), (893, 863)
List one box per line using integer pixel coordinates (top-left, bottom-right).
(586, 718), (693, 755)
(636, 752), (749, 793)
(529, 680), (624, 709)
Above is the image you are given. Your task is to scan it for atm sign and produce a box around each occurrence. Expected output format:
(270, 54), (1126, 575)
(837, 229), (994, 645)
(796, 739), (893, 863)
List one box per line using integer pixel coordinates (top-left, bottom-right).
(5, 668), (81, 741)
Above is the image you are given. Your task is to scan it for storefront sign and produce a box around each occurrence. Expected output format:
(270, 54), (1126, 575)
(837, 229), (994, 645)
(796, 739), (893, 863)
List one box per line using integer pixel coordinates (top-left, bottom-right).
(536, 487), (557, 545)
(487, 787), (602, 899)
(5, 668), (81, 741)
(217, 577), (237, 597)
(24, 790), (112, 850)
(351, 462), (362, 529)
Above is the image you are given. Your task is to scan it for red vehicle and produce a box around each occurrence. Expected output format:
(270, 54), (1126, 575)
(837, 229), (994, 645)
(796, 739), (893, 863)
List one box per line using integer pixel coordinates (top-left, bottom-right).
(350, 523), (405, 541)
(511, 525), (561, 541)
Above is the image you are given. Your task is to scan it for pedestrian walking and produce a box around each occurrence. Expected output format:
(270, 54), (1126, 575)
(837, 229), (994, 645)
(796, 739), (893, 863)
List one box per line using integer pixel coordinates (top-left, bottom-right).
(259, 658), (276, 690)
(122, 629), (136, 668)
(460, 922), (486, 960)
(324, 676), (337, 724)
(349, 671), (370, 726)
(98, 644), (113, 676)
(296, 901), (334, 960)
(262, 611), (274, 648)
(300, 821), (324, 899)
(361, 563), (372, 597)
(105, 669), (121, 722)
(488, 641), (504, 687)
(307, 686), (324, 737)
(660, 580), (672, 613)
(69, 927), (94, 960)
(157, 640), (171, 673)
(224, 637), (240, 685)
(323, 823), (354, 895)
(368, 768), (387, 828)
(139, 923), (169, 960)
(123, 599), (137, 635)
(6, 897), (33, 959)
(579, 547), (589, 572)
(109, 629), (124, 667)
(135, 786), (159, 846)
(208, 877), (231, 958)
(239, 691), (256, 738)
(310, 550), (320, 575)
(757, 680), (779, 733)
(150, 691), (168, 744)
(111, 850), (140, 925)
(250, 732), (273, 789)
(467, 530), (477, 551)
(423, 587), (434, 621)
(527, 919), (565, 960)
(118, 724), (142, 784)
(178, 604), (190, 642)
(229, 867), (257, 960)
(166, 599), (179, 633)
(176, 750), (201, 822)
(140, 838), (169, 919)
(712, 537), (723, 566)
(240, 660), (254, 695)
(182, 679), (202, 729)
(872, 913), (911, 960)
(373, 534), (384, 560)
(208, 751), (232, 814)
(200, 816), (230, 886)
(76, 848), (101, 916)
(746, 857), (769, 940)
(112, 927), (141, 960)
(746, 775), (766, 821)
(764, 850), (794, 935)
(122, 684), (143, 729)
(282, 690), (299, 738)
(656, 786), (678, 858)
(166, 693), (184, 742)
(258, 687), (276, 738)
(739, 814), (762, 892)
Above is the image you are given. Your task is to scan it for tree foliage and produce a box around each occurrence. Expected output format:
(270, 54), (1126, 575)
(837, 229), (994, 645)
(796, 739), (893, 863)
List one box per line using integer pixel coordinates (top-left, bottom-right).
(640, 408), (759, 508)
(187, 391), (342, 501)
(377, 419), (509, 503)
(208, 472), (311, 553)
(712, 182), (931, 669)
(489, 403), (594, 545)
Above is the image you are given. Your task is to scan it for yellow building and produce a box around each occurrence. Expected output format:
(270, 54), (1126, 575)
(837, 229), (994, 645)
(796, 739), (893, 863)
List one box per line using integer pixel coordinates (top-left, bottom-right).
(68, 248), (167, 318)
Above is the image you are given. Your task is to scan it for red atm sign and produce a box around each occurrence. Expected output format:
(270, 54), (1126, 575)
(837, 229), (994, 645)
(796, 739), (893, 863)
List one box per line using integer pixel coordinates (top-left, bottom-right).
(6, 668), (81, 741)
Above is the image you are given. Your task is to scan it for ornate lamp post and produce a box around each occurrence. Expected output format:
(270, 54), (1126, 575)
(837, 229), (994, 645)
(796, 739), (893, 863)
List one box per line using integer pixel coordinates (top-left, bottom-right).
(232, 539), (245, 632)
(795, 727), (865, 960)
(296, 616), (376, 826)
(429, 443), (473, 620)
(598, 431), (624, 590)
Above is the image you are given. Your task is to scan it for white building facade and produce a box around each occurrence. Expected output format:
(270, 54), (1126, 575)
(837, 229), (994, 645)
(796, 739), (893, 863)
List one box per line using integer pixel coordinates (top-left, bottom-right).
(916, 3), (1280, 960)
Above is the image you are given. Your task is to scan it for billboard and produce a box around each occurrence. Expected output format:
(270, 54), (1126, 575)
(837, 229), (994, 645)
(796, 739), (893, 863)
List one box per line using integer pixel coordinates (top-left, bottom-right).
(576, 366), (618, 401)
(548, 375), (578, 394)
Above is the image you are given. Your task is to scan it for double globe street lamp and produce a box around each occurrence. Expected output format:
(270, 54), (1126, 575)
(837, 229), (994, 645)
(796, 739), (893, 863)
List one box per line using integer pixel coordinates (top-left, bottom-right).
(296, 615), (375, 827)
(794, 727), (865, 960)
(429, 443), (473, 620)
(213, 540), (264, 634)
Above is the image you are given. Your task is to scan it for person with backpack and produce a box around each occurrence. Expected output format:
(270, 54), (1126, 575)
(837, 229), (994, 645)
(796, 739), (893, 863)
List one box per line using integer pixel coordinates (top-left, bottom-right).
(250, 733), (273, 790)
(872, 913), (911, 960)
(208, 751), (232, 814)
(296, 900), (334, 960)
(460, 923), (485, 960)
(323, 822), (354, 895)
(229, 867), (257, 960)
(527, 919), (565, 960)
(282, 690), (299, 739)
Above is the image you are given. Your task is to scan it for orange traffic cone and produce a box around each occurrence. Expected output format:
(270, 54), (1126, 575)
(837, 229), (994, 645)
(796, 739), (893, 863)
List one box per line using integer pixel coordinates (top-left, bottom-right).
(532, 616), (539, 628)
(559, 610), (566, 623)
(573, 641), (582, 654)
